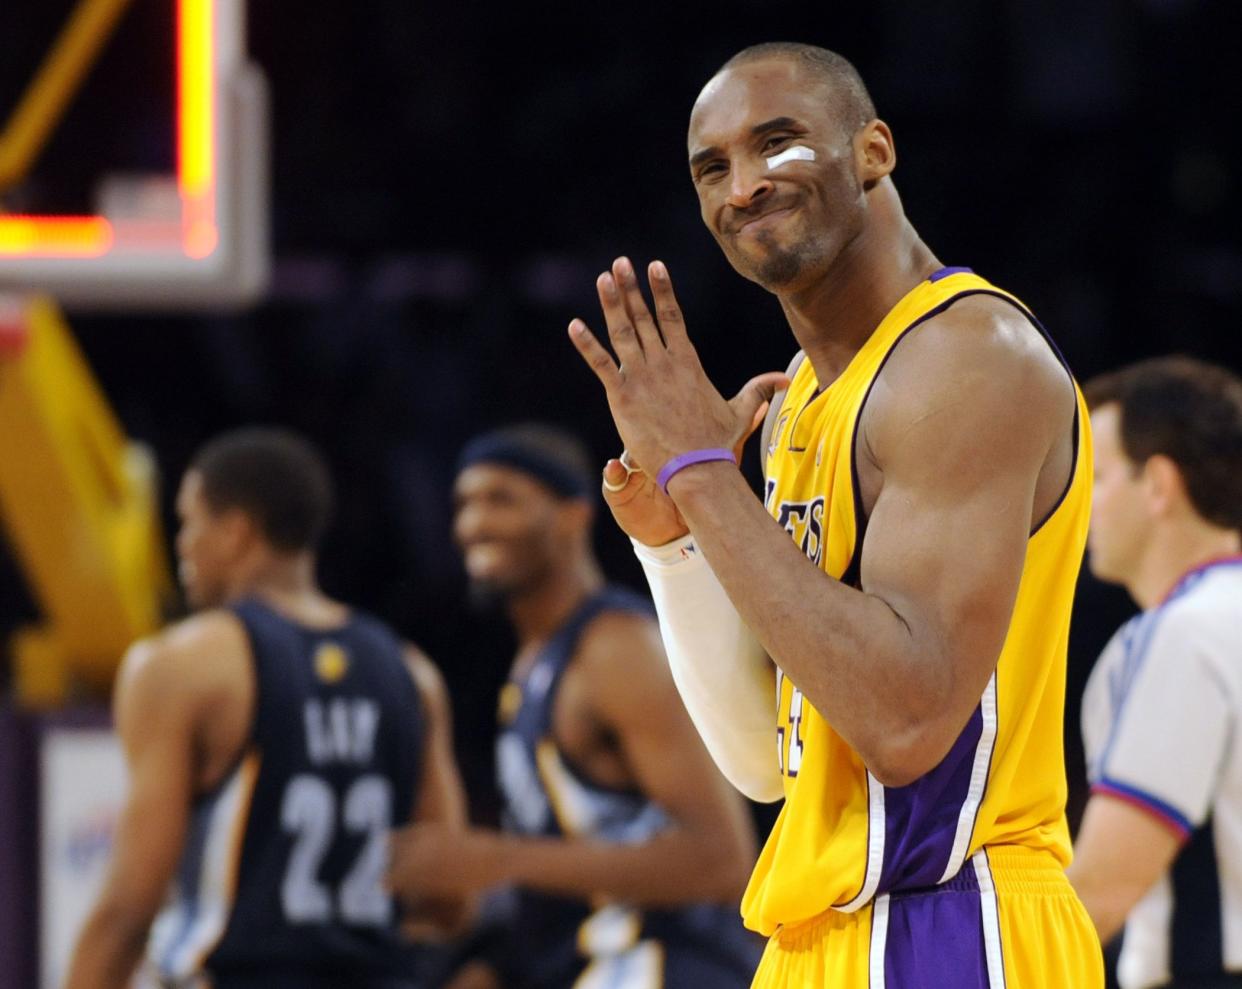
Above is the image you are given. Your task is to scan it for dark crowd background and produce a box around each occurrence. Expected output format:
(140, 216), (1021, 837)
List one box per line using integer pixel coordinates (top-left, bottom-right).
(1, 0), (1240, 834)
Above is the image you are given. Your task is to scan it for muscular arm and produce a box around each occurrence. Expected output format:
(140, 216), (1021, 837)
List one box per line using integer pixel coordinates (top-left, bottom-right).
(669, 303), (1074, 786)
(406, 649), (468, 832)
(399, 649), (472, 935)
(491, 612), (758, 904)
(63, 615), (245, 989)
(389, 613), (758, 907)
(1067, 795), (1182, 944)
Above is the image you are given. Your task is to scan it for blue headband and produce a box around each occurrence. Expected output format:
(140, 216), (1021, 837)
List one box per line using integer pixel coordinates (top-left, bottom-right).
(456, 434), (592, 500)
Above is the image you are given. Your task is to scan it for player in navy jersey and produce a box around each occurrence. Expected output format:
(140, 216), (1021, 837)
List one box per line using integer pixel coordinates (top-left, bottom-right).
(386, 423), (762, 989)
(64, 428), (468, 989)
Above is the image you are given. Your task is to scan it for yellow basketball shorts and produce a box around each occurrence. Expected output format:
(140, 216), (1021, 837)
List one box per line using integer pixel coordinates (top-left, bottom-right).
(750, 846), (1102, 988)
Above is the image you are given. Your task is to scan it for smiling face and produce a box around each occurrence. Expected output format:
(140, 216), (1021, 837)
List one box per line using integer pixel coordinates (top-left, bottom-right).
(175, 469), (244, 610)
(452, 463), (568, 605)
(688, 57), (876, 291)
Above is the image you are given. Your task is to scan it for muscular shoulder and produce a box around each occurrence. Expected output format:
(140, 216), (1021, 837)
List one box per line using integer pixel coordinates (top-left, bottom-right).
(864, 294), (1073, 463)
(576, 608), (664, 671)
(571, 608), (673, 714)
(886, 294), (1067, 409)
(403, 645), (451, 723)
(120, 611), (248, 693)
(115, 611), (250, 744)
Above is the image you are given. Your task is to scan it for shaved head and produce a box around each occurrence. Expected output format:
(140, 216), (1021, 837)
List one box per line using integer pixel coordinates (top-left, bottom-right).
(715, 43), (876, 137)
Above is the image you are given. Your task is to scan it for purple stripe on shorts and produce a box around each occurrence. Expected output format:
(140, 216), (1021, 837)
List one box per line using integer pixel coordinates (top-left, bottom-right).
(928, 266), (973, 282)
(878, 704), (984, 892)
(883, 878), (991, 988)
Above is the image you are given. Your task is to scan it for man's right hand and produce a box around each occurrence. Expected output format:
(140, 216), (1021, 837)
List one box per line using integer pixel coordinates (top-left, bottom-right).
(601, 454), (689, 546)
(601, 399), (770, 547)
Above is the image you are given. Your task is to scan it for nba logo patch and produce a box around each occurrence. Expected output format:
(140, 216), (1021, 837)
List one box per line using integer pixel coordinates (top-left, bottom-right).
(314, 643), (349, 683)
(768, 411), (791, 457)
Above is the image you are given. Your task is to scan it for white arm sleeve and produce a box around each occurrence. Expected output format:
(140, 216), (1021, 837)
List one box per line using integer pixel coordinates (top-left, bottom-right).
(633, 534), (783, 803)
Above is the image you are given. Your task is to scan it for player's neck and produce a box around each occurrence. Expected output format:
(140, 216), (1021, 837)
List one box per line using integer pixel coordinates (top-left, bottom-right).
(1131, 520), (1242, 609)
(225, 553), (341, 623)
(779, 212), (940, 387)
(507, 557), (605, 645)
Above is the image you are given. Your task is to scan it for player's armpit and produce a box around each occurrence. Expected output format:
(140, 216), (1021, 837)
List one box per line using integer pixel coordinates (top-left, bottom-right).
(1068, 791), (1185, 944)
(62, 635), (201, 989)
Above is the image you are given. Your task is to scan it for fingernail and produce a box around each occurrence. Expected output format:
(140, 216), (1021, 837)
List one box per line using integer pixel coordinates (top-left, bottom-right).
(599, 273), (617, 296)
(617, 257), (633, 278)
(652, 261), (667, 280)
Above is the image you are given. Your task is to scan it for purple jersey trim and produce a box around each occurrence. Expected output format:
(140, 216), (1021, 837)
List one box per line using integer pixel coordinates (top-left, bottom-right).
(927, 266), (973, 282)
(877, 702), (985, 893)
(1093, 777), (1193, 840)
(881, 878), (992, 987)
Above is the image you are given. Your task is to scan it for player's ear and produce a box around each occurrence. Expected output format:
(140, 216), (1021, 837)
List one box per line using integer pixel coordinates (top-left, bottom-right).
(221, 507), (260, 558)
(1141, 454), (1186, 517)
(856, 119), (896, 187)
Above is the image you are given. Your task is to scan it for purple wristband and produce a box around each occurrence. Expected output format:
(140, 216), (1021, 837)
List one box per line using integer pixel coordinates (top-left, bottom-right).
(655, 448), (738, 493)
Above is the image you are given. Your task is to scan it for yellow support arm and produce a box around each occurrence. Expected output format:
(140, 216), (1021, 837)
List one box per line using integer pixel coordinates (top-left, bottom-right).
(0, 0), (135, 193)
(0, 295), (173, 704)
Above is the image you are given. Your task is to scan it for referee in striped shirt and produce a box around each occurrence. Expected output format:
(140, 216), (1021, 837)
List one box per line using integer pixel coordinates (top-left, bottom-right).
(1070, 356), (1242, 988)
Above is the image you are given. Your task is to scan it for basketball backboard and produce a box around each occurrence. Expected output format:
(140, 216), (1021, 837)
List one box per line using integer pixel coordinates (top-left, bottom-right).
(0, 0), (268, 310)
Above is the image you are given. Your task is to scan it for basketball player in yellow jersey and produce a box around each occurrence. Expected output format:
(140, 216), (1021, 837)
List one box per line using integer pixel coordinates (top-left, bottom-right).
(567, 42), (1103, 989)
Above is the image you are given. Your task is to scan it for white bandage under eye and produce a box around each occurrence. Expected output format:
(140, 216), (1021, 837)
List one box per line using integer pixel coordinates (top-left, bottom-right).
(766, 145), (816, 170)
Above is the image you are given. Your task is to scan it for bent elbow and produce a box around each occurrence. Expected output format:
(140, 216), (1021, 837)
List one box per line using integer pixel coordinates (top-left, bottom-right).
(707, 733), (784, 803)
(866, 760), (923, 790)
(733, 770), (784, 804)
(861, 729), (953, 789)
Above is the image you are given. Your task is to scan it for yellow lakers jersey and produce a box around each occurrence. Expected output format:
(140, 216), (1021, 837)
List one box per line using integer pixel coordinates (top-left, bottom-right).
(741, 268), (1093, 936)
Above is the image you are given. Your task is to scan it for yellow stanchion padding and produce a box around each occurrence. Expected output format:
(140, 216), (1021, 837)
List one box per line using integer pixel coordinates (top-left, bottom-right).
(0, 295), (173, 703)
